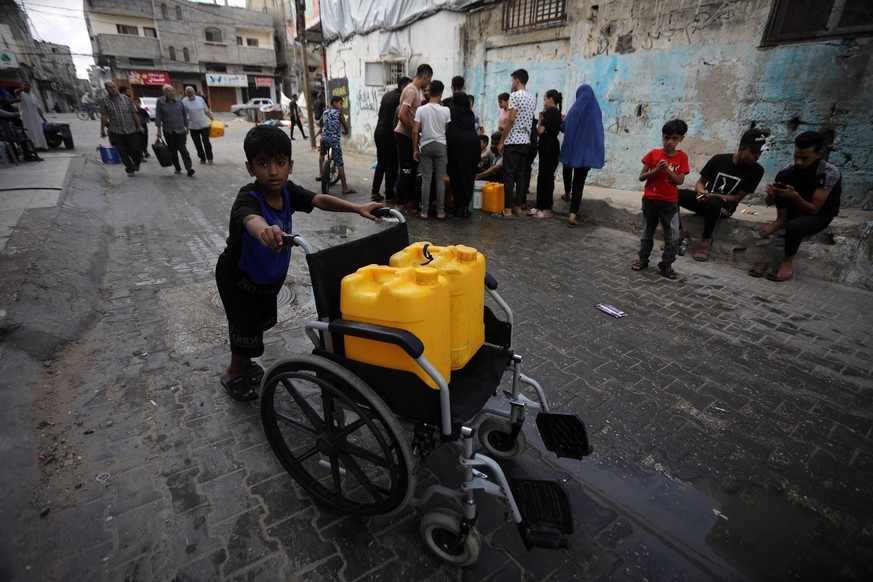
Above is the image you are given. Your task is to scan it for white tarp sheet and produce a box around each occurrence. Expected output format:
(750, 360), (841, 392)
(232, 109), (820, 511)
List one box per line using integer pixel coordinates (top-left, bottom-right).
(320, 0), (497, 43)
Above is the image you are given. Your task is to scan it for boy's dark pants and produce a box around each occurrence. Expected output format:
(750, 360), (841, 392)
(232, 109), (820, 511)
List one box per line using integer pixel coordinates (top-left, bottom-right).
(215, 258), (282, 358)
(502, 144), (528, 209)
(639, 199), (680, 265)
(395, 132), (417, 206)
(773, 195), (834, 257)
(138, 126), (148, 155)
(678, 188), (727, 239)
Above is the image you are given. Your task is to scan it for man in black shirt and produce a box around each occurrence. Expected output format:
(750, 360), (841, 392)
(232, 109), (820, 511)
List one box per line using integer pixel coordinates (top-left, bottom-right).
(371, 77), (411, 202)
(752, 131), (842, 282)
(678, 129), (766, 260)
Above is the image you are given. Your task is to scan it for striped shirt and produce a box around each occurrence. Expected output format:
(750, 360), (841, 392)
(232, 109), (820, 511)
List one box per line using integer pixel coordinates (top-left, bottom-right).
(100, 95), (137, 134)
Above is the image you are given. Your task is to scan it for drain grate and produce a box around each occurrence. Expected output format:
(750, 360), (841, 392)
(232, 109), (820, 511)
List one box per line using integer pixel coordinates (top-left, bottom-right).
(211, 285), (295, 310)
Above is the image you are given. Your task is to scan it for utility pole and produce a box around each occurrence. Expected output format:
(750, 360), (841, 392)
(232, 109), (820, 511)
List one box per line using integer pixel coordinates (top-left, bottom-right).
(295, 0), (316, 149)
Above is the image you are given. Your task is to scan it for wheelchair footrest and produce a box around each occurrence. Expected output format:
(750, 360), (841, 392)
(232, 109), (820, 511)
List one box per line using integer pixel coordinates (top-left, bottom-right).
(535, 412), (593, 459)
(511, 479), (573, 550)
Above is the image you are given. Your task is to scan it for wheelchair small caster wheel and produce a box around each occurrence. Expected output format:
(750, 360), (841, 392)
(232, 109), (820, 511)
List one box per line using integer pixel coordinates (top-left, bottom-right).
(420, 509), (482, 566)
(477, 417), (527, 460)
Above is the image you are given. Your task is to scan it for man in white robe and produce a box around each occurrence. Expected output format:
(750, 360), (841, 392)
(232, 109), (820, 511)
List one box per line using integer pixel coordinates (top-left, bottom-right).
(16, 82), (48, 150)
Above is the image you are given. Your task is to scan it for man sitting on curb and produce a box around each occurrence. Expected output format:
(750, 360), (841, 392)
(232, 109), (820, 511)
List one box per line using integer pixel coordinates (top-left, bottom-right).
(749, 131), (842, 282)
(677, 129), (766, 261)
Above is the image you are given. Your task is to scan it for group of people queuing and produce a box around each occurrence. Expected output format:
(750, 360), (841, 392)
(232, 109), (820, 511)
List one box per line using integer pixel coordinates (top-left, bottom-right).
(367, 66), (605, 226)
(98, 82), (216, 177)
(632, 120), (842, 282)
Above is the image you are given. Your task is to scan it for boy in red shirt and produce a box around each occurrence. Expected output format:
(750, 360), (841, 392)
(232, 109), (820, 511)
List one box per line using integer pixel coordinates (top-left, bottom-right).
(632, 119), (690, 279)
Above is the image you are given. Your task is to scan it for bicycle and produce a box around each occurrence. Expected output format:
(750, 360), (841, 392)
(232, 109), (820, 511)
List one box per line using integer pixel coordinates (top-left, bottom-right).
(76, 105), (98, 121)
(319, 137), (340, 194)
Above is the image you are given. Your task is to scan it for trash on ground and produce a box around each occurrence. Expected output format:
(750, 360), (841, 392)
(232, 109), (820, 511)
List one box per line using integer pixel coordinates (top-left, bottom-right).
(96, 473), (111, 484)
(595, 304), (628, 318)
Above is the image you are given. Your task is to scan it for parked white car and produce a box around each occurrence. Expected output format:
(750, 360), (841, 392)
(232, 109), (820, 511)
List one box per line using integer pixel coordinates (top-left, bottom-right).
(231, 98), (279, 115)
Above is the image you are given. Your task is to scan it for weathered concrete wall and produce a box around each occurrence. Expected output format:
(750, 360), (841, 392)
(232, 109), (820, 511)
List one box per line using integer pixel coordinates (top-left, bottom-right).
(323, 11), (466, 152)
(459, 0), (873, 208)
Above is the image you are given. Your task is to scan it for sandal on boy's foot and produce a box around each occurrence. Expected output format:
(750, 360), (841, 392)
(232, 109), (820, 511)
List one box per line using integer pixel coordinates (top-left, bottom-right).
(221, 375), (258, 401)
(657, 262), (678, 279)
(766, 270), (793, 282)
(491, 211), (512, 219)
(631, 260), (648, 271)
(693, 247), (710, 262)
(748, 262), (769, 278)
(243, 361), (264, 387)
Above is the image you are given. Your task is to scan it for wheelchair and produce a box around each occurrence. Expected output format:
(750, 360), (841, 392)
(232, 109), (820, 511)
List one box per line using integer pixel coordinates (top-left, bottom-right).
(260, 208), (592, 566)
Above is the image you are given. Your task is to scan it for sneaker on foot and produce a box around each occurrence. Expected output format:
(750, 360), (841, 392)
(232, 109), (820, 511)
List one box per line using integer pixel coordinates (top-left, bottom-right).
(187, 168), (195, 177)
(134, 164), (140, 172)
(174, 169), (182, 174)
(199, 159), (206, 164)
(207, 160), (213, 165)
(371, 193), (385, 202)
(126, 170), (135, 177)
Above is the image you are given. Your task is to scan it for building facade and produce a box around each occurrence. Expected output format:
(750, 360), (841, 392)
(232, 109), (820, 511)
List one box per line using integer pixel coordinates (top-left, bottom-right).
(319, 0), (873, 208)
(84, 0), (278, 111)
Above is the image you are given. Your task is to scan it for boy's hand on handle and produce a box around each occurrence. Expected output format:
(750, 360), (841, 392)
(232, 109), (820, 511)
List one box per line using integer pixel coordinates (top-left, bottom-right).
(358, 202), (384, 221)
(258, 224), (285, 251)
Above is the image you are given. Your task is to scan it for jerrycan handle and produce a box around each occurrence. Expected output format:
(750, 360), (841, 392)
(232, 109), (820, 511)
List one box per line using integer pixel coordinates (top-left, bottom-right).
(420, 243), (435, 266)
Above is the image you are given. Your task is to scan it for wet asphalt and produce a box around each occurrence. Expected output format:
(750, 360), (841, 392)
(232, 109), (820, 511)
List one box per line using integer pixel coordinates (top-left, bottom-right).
(1, 114), (871, 581)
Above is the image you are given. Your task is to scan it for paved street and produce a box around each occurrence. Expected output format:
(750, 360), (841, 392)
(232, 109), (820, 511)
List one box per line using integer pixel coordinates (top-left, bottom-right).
(1, 114), (872, 581)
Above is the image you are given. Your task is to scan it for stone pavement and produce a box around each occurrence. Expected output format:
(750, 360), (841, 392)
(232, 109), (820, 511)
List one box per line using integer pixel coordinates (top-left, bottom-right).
(1, 115), (871, 581)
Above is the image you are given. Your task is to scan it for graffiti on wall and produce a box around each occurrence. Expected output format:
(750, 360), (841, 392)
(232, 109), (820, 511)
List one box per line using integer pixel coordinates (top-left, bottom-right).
(355, 86), (382, 141)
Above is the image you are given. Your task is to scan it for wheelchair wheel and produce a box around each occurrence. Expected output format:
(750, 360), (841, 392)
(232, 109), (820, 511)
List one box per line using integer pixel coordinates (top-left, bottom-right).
(76, 108), (90, 121)
(420, 509), (482, 567)
(261, 354), (415, 517)
(477, 417), (527, 460)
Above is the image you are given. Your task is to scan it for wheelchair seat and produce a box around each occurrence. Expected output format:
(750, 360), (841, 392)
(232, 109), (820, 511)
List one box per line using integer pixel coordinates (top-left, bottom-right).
(303, 218), (512, 427)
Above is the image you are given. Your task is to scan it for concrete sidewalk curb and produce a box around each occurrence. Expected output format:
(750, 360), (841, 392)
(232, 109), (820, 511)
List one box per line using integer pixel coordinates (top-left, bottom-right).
(2, 156), (111, 359)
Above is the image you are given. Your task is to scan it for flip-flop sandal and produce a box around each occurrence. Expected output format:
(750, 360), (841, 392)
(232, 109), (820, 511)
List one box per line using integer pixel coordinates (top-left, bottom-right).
(221, 375), (258, 401)
(243, 362), (264, 387)
(766, 271), (793, 282)
(631, 261), (648, 271)
(658, 262), (678, 279)
(748, 262), (769, 278)
(342, 189), (357, 194)
(527, 208), (540, 216)
(694, 248), (710, 262)
(418, 213), (429, 220)
(568, 220), (579, 228)
(533, 211), (553, 219)
(491, 212), (511, 219)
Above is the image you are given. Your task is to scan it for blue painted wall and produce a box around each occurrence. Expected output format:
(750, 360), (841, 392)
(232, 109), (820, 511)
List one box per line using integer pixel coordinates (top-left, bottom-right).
(462, 8), (872, 208)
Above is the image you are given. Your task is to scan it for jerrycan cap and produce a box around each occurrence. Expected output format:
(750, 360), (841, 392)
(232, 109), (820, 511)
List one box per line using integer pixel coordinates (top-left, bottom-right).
(414, 266), (439, 285)
(455, 246), (478, 262)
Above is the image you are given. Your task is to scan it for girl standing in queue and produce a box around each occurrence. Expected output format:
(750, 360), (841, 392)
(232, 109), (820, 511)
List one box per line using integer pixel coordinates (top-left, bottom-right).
(531, 89), (563, 219)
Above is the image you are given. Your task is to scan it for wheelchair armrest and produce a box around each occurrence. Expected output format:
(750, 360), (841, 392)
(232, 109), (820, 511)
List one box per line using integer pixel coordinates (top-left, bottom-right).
(485, 272), (498, 291)
(328, 319), (425, 359)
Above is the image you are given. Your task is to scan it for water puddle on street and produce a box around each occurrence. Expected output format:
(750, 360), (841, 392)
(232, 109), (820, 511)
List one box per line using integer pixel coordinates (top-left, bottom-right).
(526, 429), (858, 579)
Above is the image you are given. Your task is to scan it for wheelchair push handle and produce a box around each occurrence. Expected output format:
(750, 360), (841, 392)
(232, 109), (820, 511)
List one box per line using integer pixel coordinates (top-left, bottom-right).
(372, 207), (406, 223)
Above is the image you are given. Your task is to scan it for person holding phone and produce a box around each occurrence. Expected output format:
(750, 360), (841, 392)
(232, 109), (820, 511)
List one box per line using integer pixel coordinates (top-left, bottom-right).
(677, 129), (767, 261)
(750, 131), (842, 282)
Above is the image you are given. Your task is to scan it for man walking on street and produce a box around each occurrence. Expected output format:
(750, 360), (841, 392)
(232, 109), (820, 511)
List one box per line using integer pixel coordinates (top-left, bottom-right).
(155, 84), (195, 176)
(183, 86), (215, 165)
(288, 94), (307, 140)
(372, 76), (410, 202)
(495, 69), (536, 218)
(394, 64), (433, 212)
(99, 80), (144, 177)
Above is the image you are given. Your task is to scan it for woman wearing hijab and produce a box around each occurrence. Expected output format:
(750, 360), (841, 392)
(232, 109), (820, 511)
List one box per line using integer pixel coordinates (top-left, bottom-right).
(559, 84), (605, 227)
(531, 89), (563, 218)
(446, 91), (480, 217)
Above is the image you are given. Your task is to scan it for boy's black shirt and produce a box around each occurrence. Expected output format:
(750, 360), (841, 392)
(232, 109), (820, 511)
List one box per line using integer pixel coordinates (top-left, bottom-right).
(699, 153), (764, 212)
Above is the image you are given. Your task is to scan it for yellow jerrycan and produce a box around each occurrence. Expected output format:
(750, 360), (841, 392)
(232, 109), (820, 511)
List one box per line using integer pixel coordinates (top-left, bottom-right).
(481, 182), (504, 213)
(341, 265), (451, 388)
(390, 242), (485, 370)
